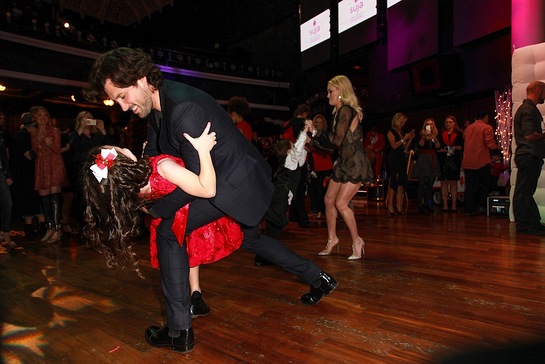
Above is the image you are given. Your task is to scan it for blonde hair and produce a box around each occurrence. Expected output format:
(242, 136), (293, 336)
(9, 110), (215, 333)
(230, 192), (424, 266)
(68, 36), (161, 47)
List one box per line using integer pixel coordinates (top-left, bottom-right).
(312, 114), (328, 131)
(75, 111), (93, 130)
(420, 118), (438, 136)
(328, 75), (363, 121)
(391, 112), (407, 129)
(29, 105), (50, 120)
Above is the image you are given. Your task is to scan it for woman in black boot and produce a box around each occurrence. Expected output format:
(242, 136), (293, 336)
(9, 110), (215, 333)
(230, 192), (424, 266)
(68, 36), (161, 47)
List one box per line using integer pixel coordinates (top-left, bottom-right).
(28, 106), (68, 243)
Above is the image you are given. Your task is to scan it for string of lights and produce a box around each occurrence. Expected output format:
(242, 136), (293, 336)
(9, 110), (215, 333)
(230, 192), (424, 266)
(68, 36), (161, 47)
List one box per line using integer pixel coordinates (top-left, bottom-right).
(495, 87), (512, 167)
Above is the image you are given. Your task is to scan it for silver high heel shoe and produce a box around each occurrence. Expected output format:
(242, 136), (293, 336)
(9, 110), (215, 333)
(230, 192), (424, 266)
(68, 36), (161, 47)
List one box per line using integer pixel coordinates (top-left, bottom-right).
(318, 237), (340, 256)
(47, 230), (62, 243)
(348, 237), (365, 260)
(41, 229), (54, 242)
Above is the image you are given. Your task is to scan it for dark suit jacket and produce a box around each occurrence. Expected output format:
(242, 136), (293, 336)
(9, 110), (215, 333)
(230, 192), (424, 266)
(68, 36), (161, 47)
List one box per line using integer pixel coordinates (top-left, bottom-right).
(145, 80), (274, 227)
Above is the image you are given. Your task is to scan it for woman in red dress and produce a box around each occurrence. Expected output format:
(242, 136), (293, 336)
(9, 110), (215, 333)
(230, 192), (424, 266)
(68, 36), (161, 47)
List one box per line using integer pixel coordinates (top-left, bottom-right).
(29, 106), (69, 243)
(81, 123), (242, 317)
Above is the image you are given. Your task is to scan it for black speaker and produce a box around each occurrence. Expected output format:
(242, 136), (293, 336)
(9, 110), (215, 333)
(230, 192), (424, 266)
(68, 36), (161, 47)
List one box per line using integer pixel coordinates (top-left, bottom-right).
(487, 196), (509, 216)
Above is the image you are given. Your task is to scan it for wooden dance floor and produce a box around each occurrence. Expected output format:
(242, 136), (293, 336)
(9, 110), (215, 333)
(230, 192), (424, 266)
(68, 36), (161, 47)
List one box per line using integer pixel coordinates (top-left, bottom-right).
(1, 196), (545, 363)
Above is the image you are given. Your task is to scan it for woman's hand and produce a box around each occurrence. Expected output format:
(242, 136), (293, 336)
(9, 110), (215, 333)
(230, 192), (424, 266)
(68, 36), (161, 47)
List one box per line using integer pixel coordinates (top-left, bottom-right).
(303, 120), (311, 134)
(96, 119), (107, 135)
(184, 122), (217, 153)
(404, 130), (415, 141)
(305, 119), (315, 134)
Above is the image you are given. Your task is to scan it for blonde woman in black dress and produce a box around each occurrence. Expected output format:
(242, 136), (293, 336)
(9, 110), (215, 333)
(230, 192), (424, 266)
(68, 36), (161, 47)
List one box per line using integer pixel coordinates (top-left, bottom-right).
(385, 113), (415, 215)
(307, 75), (373, 260)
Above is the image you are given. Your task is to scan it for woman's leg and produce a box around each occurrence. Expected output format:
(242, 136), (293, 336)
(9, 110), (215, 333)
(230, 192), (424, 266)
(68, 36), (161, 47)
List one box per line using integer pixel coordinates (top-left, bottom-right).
(50, 192), (62, 230)
(335, 182), (365, 259)
(441, 180), (449, 210)
(188, 265), (210, 317)
(39, 191), (51, 224)
(386, 173), (397, 212)
(396, 185), (405, 212)
(335, 182), (362, 243)
(425, 176), (434, 209)
(386, 186), (395, 212)
(47, 186), (63, 242)
(324, 180), (341, 241)
(189, 266), (200, 294)
(422, 176), (431, 209)
(449, 180), (458, 210)
(417, 177), (425, 209)
(39, 187), (63, 242)
(23, 215), (36, 240)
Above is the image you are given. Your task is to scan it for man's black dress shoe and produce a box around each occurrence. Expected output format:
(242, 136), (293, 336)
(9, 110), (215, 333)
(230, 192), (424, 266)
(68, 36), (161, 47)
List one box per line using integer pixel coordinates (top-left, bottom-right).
(254, 255), (272, 266)
(301, 271), (338, 305)
(145, 326), (194, 353)
(190, 291), (210, 318)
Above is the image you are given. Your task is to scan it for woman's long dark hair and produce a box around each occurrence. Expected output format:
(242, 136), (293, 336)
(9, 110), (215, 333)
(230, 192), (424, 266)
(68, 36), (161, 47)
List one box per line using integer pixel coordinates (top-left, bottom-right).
(81, 146), (152, 278)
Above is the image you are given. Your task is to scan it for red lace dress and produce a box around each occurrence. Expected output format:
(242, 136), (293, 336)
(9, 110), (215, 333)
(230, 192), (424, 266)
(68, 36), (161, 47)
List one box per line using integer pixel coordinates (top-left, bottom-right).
(147, 155), (243, 268)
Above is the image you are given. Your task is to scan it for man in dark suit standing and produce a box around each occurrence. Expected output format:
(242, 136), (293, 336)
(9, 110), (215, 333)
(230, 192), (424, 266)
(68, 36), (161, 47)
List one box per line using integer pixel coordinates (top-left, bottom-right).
(84, 48), (337, 353)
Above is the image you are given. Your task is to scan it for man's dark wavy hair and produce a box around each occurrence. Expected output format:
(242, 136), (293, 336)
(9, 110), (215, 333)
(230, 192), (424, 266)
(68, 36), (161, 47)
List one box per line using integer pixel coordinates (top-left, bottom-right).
(83, 47), (163, 103)
(81, 146), (152, 278)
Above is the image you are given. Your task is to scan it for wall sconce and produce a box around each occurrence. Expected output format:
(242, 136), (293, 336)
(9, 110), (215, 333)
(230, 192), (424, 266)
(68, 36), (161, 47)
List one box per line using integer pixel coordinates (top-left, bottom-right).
(103, 99), (114, 106)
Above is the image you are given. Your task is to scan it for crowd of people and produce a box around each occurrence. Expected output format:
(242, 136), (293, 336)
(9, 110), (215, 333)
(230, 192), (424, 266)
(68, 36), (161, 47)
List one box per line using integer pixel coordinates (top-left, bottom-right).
(0, 90), (518, 250)
(0, 105), (145, 249)
(382, 111), (509, 217)
(1, 45), (543, 354)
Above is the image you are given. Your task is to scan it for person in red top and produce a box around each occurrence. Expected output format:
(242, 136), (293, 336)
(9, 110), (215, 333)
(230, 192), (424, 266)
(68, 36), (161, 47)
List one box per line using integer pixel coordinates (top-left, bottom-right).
(363, 125), (385, 179)
(461, 111), (498, 215)
(437, 115), (464, 211)
(29, 106), (69, 243)
(82, 124), (242, 319)
(227, 96), (253, 141)
(490, 150), (507, 195)
(307, 114), (334, 218)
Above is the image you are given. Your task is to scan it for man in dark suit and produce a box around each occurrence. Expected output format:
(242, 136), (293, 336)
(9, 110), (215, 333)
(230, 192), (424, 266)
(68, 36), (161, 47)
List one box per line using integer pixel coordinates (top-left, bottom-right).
(84, 48), (337, 353)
